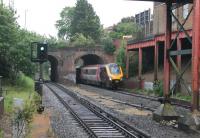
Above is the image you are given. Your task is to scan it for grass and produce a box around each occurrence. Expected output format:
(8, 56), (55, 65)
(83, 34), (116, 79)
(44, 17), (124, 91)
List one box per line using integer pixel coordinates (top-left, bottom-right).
(0, 128), (3, 138)
(128, 88), (192, 102)
(3, 73), (35, 113)
(172, 93), (191, 102)
(4, 86), (34, 113)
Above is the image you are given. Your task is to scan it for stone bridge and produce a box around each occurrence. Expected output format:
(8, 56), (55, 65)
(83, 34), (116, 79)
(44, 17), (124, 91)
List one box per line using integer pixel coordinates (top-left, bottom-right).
(48, 46), (114, 83)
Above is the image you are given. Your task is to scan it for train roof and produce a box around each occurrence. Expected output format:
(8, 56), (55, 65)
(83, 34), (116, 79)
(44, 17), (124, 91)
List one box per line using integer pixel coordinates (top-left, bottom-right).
(81, 63), (119, 69)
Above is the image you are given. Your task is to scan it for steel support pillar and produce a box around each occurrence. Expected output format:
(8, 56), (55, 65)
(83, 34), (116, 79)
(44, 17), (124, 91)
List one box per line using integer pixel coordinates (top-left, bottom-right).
(192, 0), (200, 111)
(175, 38), (182, 93)
(153, 2), (178, 122)
(163, 1), (172, 99)
(154, 42), (159, 81)
(138, 48), (142, 80)
(126, 50), (129, 79)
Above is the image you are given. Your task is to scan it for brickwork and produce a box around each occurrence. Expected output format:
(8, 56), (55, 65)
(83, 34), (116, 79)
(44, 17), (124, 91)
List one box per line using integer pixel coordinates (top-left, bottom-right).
(153, 3), (193, 35)
(48, 47), (114, 83)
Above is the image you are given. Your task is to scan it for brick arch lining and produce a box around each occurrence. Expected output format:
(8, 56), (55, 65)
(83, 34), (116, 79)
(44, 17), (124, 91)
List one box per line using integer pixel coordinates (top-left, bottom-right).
(48, 55), (59, 82)
(74, 54), (104, 67)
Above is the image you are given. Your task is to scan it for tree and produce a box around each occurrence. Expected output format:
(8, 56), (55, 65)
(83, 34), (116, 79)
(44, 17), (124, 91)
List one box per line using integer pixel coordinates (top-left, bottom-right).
(121, 16), (135, 23)
(110, 22), (142, 39)
(70, 0), (101, 42)
(0, 5), (18, 78)
(71, 33), (95, 47)
(116, 40), (126, 73)
(101, 36), (115, 54)
(56, 7), (74, 40)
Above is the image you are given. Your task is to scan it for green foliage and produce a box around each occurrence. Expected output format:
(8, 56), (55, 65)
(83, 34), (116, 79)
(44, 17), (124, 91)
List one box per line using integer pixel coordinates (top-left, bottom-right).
(16, 72), (34, 89)
(56, 7), (75, 40)
(110, 22), (142, 39)
(153, 80), (163, 96)
(0, 5), (18, 78)
(116, 40), (126, 73)
(128, 52), (139, 77)
(0, 128), (3, 138)
(71, 33), (95, 47)
(71, 0), (101, 42)
(121, 16), (135, 23)
(173, 93), (191, 101)
(0, 5), (59, 83)
(56, 0), (101, 43)
(101, 37), (115, 54)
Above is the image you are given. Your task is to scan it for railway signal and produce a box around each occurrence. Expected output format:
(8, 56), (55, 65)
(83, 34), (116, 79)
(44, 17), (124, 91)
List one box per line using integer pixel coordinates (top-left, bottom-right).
(31, 42), (48, 63)
(37, 43), (48, 61)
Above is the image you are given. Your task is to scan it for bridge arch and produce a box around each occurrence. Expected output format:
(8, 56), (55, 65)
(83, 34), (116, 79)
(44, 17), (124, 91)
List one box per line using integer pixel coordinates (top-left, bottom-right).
(48, 55), (59, 82)
(74, 54), (104, 67)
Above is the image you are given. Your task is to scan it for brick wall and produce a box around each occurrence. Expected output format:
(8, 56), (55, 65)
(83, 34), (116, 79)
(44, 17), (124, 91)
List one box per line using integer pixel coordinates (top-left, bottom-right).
(153, 3), (193, 35)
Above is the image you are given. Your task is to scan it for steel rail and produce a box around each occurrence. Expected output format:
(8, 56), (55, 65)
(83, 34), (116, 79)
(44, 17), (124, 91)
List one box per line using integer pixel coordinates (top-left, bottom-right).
(50, 83), (151, 138)
(79, 84), (193, 109)
(46, 84), (98, 138)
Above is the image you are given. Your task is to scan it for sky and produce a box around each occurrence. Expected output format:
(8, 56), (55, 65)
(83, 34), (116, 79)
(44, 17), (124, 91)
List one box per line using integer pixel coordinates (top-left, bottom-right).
(5, 0), (153, 37)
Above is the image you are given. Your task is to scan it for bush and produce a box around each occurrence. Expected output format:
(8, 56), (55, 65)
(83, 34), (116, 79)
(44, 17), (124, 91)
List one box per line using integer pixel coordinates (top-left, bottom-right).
(153, 80), (163, 96)
(16, 72), (34, 89)
(101, 37), (115, 54)
(13, 92), (41, 137)
(71, 33), (95, 47)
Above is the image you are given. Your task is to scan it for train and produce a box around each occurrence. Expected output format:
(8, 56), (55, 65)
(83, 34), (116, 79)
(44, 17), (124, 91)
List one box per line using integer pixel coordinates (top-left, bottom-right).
(76, 63), (123, 89)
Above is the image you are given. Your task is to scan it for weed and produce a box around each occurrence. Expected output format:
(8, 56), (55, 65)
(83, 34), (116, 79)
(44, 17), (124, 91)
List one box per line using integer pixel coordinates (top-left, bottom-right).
(153, 80), (163, 96)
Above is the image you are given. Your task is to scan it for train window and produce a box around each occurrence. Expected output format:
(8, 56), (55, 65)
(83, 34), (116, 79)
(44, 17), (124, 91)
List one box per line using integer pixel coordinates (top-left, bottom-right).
(88, 69), (96, 75)
(109, 64), (120, 75)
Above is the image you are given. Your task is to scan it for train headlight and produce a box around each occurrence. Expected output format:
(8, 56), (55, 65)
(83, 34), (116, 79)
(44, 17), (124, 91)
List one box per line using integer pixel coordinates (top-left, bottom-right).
(109, 77), (112, 81)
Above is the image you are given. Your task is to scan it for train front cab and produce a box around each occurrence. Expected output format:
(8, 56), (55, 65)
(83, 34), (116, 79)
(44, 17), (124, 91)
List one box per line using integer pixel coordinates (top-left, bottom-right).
(100, 64), (123, 89)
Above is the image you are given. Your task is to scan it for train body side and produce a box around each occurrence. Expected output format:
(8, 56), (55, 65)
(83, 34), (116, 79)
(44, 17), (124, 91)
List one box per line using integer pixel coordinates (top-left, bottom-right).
(77, 63), (123, 89)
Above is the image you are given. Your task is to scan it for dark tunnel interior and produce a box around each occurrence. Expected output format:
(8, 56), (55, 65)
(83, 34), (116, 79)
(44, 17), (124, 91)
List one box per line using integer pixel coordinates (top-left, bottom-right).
(76, 54), (104, 67)
(48, 55), (58, 82)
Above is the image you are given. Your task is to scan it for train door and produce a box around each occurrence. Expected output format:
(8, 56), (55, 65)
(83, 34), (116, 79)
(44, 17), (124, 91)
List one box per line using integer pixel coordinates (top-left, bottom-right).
(100, 67), (109, 87)
(76, 67), (81, 84)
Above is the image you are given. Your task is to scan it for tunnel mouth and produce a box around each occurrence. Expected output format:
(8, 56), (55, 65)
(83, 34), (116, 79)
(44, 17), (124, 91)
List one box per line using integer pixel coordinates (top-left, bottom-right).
(48, 55), (58, 82)
(75, 54), (104, 67)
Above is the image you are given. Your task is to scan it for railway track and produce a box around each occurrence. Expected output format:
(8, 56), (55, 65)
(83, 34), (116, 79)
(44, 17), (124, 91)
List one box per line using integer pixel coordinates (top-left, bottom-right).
(79, 84), (192, 109)
(46, 83), (151, 138)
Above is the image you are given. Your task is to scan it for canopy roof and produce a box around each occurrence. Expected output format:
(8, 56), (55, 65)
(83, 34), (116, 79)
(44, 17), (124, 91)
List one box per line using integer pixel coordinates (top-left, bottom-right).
(128, 0), (193, 3)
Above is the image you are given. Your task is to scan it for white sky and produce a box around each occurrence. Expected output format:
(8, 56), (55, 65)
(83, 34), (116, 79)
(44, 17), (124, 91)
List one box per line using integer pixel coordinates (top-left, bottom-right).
(5, 0), (153, 37)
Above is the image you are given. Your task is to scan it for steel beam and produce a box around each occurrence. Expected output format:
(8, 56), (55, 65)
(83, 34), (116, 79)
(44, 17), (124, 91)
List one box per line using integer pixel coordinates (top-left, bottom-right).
(163, 1), (172, 98)
(154, 42), (159, 81)
(192, 0), (200, 111)
(169, 49), (192, 56)
(138, 48), (143, 80)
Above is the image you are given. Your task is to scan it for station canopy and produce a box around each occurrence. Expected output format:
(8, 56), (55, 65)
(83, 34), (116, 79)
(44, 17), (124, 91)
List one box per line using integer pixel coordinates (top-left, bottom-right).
(128, 0), (193, 3)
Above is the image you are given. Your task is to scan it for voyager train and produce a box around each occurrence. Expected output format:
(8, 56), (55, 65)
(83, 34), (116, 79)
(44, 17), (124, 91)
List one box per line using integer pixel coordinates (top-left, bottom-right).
(76, 63), (123, 89)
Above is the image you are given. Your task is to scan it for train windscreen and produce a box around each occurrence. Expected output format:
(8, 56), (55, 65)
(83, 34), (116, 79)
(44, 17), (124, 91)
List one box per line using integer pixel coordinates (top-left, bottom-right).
(109, 64), (120, 75)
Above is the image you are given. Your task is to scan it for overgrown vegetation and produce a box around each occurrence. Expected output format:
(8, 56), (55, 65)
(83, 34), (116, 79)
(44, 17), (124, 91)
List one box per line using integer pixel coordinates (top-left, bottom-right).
(2, 73), (41, 137)
(0, 128), (2, 138)
(153, 80), (163, 97)
(116, 40), (126, 73)
(13, 93), (40, 138)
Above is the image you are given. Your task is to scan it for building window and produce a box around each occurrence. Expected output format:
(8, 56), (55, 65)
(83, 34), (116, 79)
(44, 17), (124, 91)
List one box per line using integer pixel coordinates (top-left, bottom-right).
(183, 4), (189, 19)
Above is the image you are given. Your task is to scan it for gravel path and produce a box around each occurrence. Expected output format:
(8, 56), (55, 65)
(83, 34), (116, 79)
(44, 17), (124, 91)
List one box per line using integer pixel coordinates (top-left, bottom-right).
(42, 85), (88, 138)
(62, 84), (200, 138)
